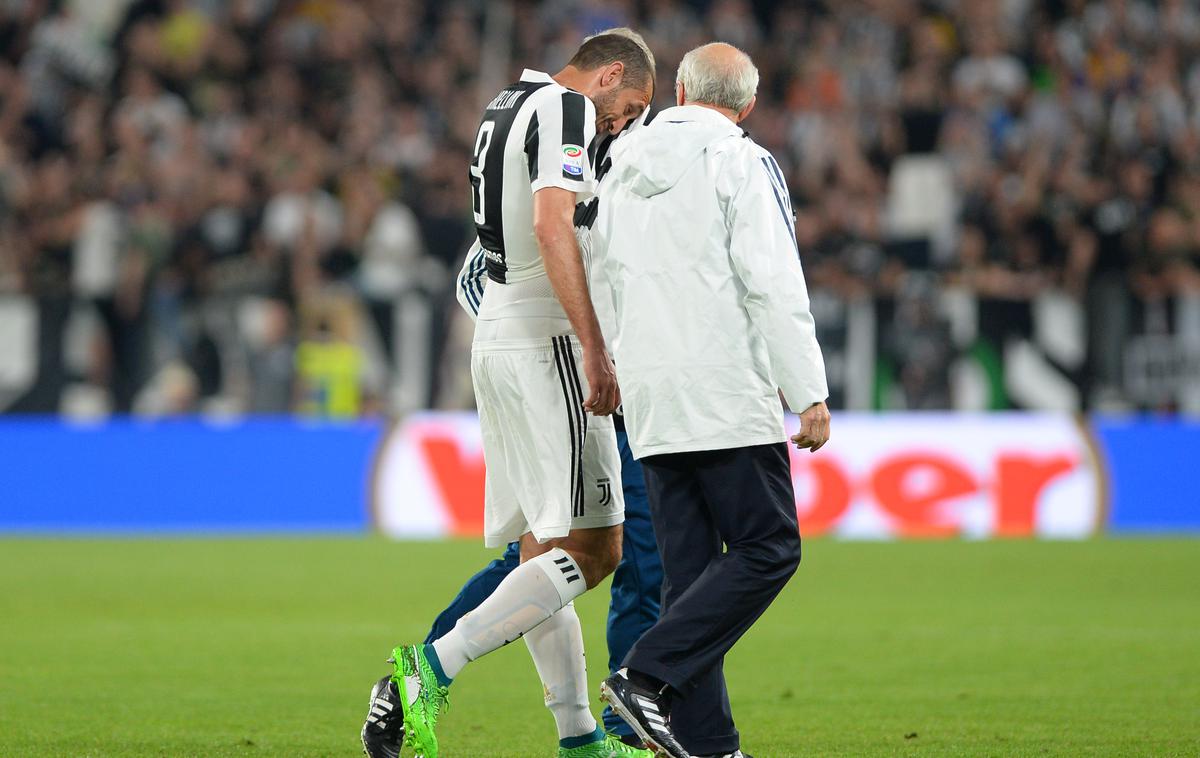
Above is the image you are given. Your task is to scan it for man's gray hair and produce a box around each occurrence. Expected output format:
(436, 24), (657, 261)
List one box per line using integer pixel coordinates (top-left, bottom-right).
(676, 43), (759, 112)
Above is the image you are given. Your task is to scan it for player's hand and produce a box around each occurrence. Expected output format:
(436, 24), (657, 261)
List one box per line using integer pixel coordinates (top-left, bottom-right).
(582, 346), (620, 416)
(791, 401), (831, 452)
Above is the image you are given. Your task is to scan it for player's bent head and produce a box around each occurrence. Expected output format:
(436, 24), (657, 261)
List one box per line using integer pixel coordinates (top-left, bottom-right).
(570, 30), (655, 91)
(567, 31), (655, 134)
(582, 27), (656, 81)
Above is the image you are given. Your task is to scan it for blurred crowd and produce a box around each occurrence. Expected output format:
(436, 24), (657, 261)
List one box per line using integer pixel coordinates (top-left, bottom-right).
(1, 0), (1199, 417)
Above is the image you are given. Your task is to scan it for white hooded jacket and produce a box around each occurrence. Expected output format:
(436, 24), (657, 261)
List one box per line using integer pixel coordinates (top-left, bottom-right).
(593, 104), (828, 459)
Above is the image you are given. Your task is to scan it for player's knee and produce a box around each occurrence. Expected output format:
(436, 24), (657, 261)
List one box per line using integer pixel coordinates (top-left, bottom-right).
(572, 530), (622, 589)
(600, 536), (623, 582)
(571, 555), (605, 589)
(584, 549), (621, 589)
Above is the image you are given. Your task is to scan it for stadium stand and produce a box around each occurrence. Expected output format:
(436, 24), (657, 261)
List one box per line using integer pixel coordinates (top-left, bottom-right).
(1, 0), (1198, 416)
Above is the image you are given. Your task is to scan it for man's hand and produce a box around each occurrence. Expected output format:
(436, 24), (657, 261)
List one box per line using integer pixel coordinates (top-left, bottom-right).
(790, 401), (830, 452)
(582, 346), (620, 416)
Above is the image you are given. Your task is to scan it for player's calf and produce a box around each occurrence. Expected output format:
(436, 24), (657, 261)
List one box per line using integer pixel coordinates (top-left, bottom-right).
(524, 523), (624, 589)
(383, 547), (596, 757)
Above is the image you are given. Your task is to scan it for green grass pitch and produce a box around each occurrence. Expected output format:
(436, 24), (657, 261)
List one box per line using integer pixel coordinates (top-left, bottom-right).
(1, 538), (1197, 757)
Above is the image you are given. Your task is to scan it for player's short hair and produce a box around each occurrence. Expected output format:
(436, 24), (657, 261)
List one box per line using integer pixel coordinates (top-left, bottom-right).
(676, 43), (759, 112)
(585, 27), (656, 78)
(568, 30), (655, 93)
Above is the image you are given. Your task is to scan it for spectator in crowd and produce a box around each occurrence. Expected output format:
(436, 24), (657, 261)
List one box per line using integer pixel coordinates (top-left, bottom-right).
(0, 0), (1198, 416)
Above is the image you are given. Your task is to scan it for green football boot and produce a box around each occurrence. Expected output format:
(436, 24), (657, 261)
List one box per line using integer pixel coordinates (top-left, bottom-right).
(391, 644), (450, 758)
(603, 734), (656, 757)
(558, 733), (655, 757)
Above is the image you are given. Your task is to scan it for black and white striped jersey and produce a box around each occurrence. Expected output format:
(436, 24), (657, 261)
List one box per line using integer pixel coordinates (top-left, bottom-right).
(458, 108), (654, 329)
(469, 69), (598, 287)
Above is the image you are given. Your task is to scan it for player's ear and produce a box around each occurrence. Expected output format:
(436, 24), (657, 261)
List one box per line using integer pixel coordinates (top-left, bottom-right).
(675, 81), (686, 107)
(600, 61), (624, 89)
(735, 95), (757, 123)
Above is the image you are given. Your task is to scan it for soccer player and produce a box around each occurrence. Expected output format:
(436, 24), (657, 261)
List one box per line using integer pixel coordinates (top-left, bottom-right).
(438, 101), (665, 754)
(362, 32), (654, 758)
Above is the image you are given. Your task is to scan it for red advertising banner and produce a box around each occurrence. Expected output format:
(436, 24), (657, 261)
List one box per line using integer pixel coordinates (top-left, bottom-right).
(372, 413), (1102, 540)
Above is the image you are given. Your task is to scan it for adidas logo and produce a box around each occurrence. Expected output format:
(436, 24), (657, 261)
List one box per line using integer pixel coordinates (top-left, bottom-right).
(634, 694), (669, 734)
(553, 555), (581, 584)
(366, 698), (392, 725)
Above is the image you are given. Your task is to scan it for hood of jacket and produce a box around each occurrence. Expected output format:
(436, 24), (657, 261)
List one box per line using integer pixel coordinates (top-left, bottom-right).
(609, 104), (745, 198)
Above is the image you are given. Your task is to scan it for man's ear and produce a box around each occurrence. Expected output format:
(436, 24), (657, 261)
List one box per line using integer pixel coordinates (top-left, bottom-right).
(735, 95), (757, 123)
(676, 81), (686, 106)
(600, 61), (624, 89)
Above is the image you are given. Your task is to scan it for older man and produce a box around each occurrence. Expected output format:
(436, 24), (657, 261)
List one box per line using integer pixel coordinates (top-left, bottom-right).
(595, 43), (831, 758)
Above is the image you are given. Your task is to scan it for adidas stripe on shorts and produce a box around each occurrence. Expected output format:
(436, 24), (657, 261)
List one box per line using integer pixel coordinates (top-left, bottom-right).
(471, 334), (624, 548)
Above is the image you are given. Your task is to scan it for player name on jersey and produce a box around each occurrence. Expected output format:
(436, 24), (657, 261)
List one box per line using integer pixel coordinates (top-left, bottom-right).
(485, 88), (526, 111)
(467, 69), (597, 285)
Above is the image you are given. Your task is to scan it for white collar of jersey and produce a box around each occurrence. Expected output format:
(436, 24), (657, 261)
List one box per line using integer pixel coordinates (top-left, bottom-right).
(520, 69), (556, 84)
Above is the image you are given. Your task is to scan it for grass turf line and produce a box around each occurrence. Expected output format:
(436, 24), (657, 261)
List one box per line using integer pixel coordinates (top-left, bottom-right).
(0, 538), (1197, 757)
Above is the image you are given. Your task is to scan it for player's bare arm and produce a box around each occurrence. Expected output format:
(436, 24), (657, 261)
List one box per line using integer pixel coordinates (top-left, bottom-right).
(533, 185), (620, 416)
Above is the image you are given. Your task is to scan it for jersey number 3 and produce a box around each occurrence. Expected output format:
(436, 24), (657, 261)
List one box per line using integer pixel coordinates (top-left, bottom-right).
(469, 121), (495, 226)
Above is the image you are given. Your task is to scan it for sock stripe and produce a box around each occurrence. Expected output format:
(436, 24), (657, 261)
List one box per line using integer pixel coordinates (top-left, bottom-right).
(559, 725), (605, 749)
(423, 643), (453, 687)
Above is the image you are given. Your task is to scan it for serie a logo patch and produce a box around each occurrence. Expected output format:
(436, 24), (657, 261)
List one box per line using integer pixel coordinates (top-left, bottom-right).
(562, 144), (584, 176)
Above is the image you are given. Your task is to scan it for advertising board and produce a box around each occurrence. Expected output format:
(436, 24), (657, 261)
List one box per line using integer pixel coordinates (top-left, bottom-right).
(372, 413), (1104, 539)
(4, 414), (1194, 537)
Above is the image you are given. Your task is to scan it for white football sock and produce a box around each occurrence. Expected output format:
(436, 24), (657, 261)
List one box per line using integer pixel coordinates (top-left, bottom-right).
(525, 602), (597, 740)
(431, 548), (587, 680)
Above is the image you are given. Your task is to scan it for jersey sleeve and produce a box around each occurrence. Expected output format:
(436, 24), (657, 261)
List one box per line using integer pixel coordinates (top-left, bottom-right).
(526, 90), (598, 198)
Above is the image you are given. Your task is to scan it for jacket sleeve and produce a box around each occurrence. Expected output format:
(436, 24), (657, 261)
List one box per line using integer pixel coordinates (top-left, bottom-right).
(455, 239), (488, 321)
(720, 144), (829, 410)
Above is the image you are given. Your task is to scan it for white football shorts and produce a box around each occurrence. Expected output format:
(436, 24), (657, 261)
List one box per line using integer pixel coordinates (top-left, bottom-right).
(471, 334), (625, 548)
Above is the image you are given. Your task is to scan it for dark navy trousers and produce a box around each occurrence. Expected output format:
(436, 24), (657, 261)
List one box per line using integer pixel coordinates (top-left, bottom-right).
(424, 426), (663, 737)
(625, 442), (802, 757)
